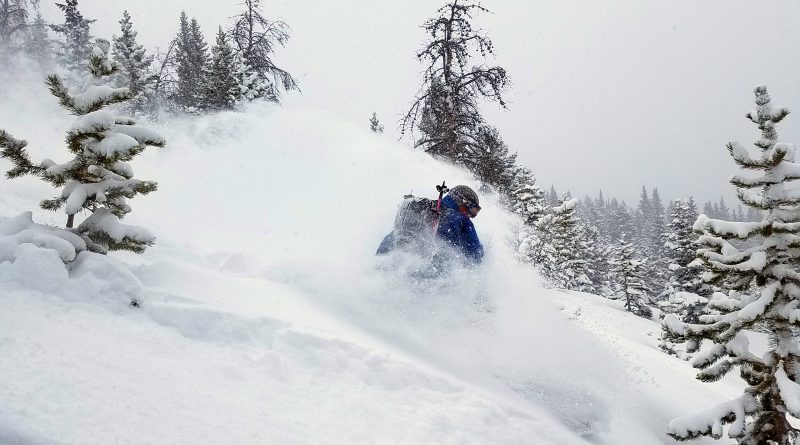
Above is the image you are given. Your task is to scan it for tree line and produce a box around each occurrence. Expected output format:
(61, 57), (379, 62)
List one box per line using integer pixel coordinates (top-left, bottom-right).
(0, 0), (298, 115)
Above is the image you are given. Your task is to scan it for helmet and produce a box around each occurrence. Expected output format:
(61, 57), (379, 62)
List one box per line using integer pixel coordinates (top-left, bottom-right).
(449, 185), (479, 207)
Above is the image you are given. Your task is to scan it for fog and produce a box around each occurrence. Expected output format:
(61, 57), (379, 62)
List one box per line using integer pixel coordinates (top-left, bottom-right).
(25, 0), (800, 204)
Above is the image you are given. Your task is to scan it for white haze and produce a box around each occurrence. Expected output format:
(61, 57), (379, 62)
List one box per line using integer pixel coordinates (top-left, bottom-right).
(32, 0), (800, 206)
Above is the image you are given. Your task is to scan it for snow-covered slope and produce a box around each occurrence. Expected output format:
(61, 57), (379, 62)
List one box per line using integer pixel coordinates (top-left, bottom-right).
(0, 73), (738, 444)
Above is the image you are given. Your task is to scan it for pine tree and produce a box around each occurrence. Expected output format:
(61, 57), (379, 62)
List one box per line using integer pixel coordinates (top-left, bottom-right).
(650, 188), (666, 251)
(665, 86), (800, 444)
(506, 165), (546, 225)
(647, 187), (669, 299)
(50, 0), (94, 75)
(610, 236), (653, 318)
(662, 197), (707, 299)
(702, 201), (714, 218)
(575, 220), (607, 294)
(470, 124), (517, 193)
(0, 42), (165, 253)
(204, 26), (238, 111)
(636, 185), (653, 249)
(24, 11), (51, 67)
(659, 196), (712, 356)
(546, 185), (559, 207)
(111, 10), (156, 111)
(230, 53), (270, 104)
(228, 0), (297, 102)
(401, 0), (507, 167)
(605, 202), (634, 246)
(0, 0), (35, 55)
(520, 198), (593, 290)
(717, 196), (731, 220)
(174, 12), (208, 111)
(369, 112), (384, 133)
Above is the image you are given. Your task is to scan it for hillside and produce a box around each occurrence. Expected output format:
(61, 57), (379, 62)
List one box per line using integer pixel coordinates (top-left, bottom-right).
(0, 74), (738, 444)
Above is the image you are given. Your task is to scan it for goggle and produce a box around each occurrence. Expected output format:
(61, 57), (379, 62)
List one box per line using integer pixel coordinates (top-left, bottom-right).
(464, 200), (481, 217)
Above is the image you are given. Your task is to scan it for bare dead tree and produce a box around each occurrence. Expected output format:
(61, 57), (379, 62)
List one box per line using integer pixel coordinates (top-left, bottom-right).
(150, 39), (179, 110)
(228, 0), (298, 102)
(401, 0), (508, 165)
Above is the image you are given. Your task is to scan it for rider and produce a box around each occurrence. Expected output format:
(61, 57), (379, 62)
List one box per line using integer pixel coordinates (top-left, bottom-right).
(435, 185), (484, 263)
(376, 184), (484, 263)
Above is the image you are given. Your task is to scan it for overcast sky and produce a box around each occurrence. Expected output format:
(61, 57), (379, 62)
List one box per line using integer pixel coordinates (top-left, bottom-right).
(38, 0), (800, 206)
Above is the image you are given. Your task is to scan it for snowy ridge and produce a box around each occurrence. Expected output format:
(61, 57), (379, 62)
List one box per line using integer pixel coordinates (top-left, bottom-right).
(0, 92), (743, 444)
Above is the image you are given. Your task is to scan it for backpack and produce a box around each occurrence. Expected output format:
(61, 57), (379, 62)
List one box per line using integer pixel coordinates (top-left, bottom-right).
(392, 195), (440, 252)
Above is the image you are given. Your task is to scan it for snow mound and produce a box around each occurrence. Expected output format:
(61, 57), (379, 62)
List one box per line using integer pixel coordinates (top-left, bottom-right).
(0, 211), (86, 263)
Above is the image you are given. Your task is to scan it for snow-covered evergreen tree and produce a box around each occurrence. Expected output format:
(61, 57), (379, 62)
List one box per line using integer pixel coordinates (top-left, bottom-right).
(506, 165), (546, 225)
(635, 185), (653, 248)
(231, 53), (272, 105)
(111, 10), (156, 111)
(650, 188), (666, 252)
(545, 185), (559, 207)
(658, 290), (709, 359)
(575, 221), (608, 294)
(661, 197), (708, 300)
(0, 43), (165, 253)
(658, 197), (710, 357)
(702, 201), (714, 218)
(610, 236), (653, 318)
(717, 196), (731, 220)
(605, 201), (634, 246)
(519, 198), (593, 290)
(470, 124), (517, 194)
(174, 12), (208, 111)
(50, 0), (94, 75)
(369, 112), (384, 133)
(204, 26), (238, 111)
(24, 11), (52, 67)
(665, 86), (800, 444)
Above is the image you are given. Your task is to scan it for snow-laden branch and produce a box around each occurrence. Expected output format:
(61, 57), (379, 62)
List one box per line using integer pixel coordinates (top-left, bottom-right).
(668, 394), (757, 440)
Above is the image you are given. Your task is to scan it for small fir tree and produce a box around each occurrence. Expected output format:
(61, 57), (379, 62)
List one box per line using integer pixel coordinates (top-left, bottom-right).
(0, 43), (165, 253)
(605, 202), (634, 246)
(369, 112), (384, 133)
(232, 53), (272, 104)
(579, 222), (611, 295)
(50, 0), (94, 75)
(506, 164), (546, 225)
(662, 197), (708, 301)
(642, 187), (669, 298)
(703, 201), (715, 218)
(469, 124), (517, 194)
(111, 10), (156, 111)
(24, 11), (52, 67)
(204, 26), (238, 111)
(610, 235), (653, 318)
(174, 12), (208, 111)
(635, 185), (653, 248)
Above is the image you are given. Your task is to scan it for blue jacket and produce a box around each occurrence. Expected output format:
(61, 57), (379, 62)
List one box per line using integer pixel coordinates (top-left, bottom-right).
(435, 195), (484, 263)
